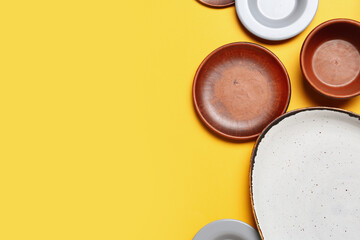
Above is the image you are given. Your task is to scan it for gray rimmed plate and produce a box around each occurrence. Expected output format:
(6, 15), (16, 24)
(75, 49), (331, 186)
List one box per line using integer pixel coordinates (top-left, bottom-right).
(235, 0), (318, 41)
(193, 219), (261, 240)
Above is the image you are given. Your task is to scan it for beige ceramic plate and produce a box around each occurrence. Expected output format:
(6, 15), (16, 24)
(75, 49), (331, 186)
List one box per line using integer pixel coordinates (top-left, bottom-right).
(251, 107), (360, 239)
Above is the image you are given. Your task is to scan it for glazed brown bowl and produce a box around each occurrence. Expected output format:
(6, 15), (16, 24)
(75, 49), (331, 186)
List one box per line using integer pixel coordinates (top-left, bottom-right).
(301, 19), (360, 99)
(193, 42), (291, 141)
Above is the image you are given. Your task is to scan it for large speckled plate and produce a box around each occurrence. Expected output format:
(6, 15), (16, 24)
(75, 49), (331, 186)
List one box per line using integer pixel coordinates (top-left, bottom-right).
(251, 107), (360, 240)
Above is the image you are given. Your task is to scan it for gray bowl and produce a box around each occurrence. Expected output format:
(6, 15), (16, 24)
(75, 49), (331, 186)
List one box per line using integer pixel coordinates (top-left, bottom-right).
(193, 219), (261, 240)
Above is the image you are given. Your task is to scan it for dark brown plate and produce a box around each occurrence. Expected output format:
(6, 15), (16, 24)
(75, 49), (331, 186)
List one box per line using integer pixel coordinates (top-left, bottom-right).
(193, 42), (291, 141)
(197, 0), (234, 8)
(301, 19), (360, 99)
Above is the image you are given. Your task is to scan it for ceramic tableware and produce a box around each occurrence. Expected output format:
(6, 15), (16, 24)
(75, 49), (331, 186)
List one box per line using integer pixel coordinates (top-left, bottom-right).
(193, 42), (291, 141)
(250, 107), (360, 240)
(301, 19), (360, 98)
(198, 0), (234, 8)
(193, 219), (261, 240)
(235, 0), (318, 41)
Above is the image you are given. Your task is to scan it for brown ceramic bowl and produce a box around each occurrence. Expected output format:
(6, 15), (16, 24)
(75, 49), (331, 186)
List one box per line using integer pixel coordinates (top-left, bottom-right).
(193, 42), (291, 141)
(197, 0), (234, 8)
(301, 19), (360, 99)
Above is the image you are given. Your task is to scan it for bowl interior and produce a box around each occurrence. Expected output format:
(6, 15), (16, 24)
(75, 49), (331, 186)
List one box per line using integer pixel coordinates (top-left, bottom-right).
(302, 20), (360, 97)
(214, 235), (243, 240)
(248, 0), (307, 28)
(194, 43), (290, 139)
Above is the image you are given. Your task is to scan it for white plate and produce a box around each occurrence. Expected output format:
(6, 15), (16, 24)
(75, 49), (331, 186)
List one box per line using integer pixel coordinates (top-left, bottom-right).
(193, 219), (261, 240)
(251, 108), (360, 239)
(235, 0), (318, 41)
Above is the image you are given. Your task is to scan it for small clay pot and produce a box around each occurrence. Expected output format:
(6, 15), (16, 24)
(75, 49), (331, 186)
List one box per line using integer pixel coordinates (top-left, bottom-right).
(300, 19), (360, 99)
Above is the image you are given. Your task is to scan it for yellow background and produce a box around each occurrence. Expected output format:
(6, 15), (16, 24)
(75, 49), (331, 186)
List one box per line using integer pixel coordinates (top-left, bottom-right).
(0, 0), (359, 239)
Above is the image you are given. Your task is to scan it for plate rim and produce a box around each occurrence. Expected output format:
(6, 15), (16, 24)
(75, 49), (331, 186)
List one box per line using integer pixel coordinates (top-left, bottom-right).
(193, 219), (260, 240)
(235, 0), (319, 41)
(249, 107), (360, 240)
(192, 42), (291, 141)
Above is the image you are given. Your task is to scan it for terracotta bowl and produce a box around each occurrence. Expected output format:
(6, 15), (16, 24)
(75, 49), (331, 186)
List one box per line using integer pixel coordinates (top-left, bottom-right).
(197, 0), (234, 8)
(193, 42), (291, 141)
(301, 19), (360, 99)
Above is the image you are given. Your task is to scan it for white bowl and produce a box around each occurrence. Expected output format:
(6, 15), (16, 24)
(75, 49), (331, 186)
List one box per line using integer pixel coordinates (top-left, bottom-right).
(235, 0), (319, 41)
